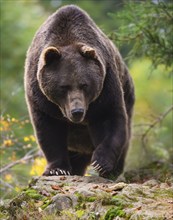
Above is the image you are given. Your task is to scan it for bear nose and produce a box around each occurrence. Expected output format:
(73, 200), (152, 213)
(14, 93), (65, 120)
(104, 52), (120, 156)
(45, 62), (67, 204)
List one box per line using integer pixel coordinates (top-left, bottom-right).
(71, 108), (84, 122)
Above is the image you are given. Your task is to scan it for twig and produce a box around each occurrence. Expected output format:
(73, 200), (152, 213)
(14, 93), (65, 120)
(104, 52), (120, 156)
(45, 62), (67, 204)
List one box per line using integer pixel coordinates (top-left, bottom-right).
(0, 179), (13, 189)
(0, 149), (39, 174)
(141, 105), (173, 145)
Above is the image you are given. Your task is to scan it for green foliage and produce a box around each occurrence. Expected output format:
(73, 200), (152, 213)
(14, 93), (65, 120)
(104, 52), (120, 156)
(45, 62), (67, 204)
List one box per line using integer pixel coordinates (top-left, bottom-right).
(104, 207), (125, 220)
(110, 0), (173, 69)
(126, 59), (172, 169)
(0, 115), (34, 157)
(124, 161), (173, 183)
(39, 0), (123, 33)
(0, 115), (38, 199)
(109, 0), (173, 169)
(0, 0), (48, 117)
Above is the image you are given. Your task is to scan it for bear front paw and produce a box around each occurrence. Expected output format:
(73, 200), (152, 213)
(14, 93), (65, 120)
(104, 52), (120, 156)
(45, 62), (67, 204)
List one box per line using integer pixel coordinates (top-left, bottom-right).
(91, 160), (108, 177)
(91, 160), (106, 175)
(43, 168), (71, 176)
(91, 160), (122, 180)
(91, 156), (116, 179)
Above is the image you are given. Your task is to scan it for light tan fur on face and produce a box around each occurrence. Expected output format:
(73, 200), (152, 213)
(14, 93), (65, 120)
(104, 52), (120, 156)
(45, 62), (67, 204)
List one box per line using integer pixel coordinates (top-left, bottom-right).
(65, 90), (87, 123)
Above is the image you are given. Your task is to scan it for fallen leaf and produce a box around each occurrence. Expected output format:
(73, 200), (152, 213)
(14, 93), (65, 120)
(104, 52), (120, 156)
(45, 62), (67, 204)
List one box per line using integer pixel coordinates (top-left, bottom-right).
(51, 185), (65, 193)
(136, 206), (142, 210)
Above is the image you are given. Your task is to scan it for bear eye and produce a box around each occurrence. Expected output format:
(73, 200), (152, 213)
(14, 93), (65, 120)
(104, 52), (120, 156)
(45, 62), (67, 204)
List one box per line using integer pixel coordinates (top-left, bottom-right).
(61, 85), (71, 90)
(80, 83), (88, 90)
(60, 85), (71, 93)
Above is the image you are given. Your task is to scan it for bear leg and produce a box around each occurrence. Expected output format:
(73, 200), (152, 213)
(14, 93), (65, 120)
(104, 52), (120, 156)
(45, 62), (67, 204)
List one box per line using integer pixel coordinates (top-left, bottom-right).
(89, 114), (128, 179)
(29, 107), (71, 176)
(68, 151), (91, 175)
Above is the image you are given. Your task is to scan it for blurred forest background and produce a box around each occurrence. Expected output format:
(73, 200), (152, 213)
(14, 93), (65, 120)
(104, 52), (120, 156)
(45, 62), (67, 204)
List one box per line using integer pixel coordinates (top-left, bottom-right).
(0, 0), (172, 199)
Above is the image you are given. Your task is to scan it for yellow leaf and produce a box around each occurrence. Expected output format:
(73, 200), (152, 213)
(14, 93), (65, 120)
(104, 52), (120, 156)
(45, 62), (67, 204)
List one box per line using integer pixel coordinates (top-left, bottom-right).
(3, 139), (13, 147)
(30, 158), (46, 176)
(30, 135), (36, 142)
(24, 137), (30, 142)
(5, 174), (13, 182)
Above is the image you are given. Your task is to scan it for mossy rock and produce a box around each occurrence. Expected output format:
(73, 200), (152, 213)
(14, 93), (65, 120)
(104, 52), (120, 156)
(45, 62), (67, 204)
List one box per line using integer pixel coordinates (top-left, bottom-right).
(0, 173), (172, 220)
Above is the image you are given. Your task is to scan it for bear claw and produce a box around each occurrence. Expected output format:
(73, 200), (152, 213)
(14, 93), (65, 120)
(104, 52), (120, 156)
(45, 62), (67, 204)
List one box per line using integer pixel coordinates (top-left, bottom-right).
(48, 168), (71, 176)
(91, 161), (96, 166)
(92, 160), (104, 173)
(91, 160), (109, 177)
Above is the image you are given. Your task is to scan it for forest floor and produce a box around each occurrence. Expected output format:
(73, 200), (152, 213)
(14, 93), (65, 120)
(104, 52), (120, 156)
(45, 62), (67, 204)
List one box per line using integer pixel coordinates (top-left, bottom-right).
(0, 161), (173, 220)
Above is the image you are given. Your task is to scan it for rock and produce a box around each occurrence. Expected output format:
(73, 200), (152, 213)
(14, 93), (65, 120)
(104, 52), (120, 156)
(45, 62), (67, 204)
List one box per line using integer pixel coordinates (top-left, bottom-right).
(143, 179), (159, 187)
(0, 175), (173, 220)
(45, 195), (73, 213)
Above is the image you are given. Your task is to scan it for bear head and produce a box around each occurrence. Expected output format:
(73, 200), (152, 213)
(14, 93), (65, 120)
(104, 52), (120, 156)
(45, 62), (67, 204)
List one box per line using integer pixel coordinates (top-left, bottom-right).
(37, 43), (106, 123)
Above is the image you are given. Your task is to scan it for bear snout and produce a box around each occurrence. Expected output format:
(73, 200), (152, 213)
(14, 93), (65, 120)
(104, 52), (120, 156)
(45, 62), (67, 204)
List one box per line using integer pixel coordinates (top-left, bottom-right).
(71, 108), (85, 123)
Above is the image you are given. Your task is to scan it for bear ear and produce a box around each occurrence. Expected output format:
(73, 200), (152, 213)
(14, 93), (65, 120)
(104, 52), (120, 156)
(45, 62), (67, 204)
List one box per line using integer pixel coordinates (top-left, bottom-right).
(79, 45), (97, 60)
(41, 46), (61, 66)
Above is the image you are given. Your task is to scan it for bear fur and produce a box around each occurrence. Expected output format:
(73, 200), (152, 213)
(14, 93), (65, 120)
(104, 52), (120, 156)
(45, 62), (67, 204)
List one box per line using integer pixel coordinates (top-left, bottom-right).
(24, 5), (135, 179)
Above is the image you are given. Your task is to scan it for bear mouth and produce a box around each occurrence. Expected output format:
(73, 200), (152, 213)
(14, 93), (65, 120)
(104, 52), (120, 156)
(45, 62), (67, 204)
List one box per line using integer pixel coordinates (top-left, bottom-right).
(69, 108), (85, 123)
(70, 117), (84, 124)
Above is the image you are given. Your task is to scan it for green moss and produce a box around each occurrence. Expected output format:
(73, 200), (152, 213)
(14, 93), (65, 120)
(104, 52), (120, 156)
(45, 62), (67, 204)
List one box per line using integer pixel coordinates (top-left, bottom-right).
(74, 192), (82, 199)
(104, 207), (126, 220)
(27, 192), (43, 200)
(86, 196), (97, 202)
(41, 199), (52, 210)
(76, 210), (85, 218)
(25, 189), (43, 200)
(10, 194), (29, 208)
(2, 188), (50, 219)
(28, 178), (39, 187)
(74, 193), (84, 210)
(60, 209), (85, 220)
(0, 208), (9, 219)
(101, 195), (125, 207)
(74, 192), (96, 210)
(153, 188), (173, 199)
(88, 212), (101, 220)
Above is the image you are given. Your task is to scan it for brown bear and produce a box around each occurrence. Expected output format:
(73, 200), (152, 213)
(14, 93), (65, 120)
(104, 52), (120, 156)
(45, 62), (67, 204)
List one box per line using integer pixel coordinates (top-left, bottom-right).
(24, 5), (135, 179)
